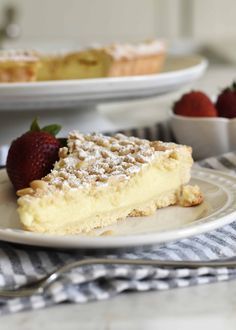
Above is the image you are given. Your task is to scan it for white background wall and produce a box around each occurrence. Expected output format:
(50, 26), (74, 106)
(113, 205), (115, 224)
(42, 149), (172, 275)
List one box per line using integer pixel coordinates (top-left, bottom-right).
(0, 0), (235, 49)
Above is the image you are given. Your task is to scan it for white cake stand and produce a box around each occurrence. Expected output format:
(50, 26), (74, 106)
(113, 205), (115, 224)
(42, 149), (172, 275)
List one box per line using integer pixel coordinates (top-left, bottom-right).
(0, 55), (207, 147)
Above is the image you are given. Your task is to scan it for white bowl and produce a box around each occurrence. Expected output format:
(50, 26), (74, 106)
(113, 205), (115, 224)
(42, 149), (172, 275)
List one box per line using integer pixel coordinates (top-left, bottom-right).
(170, 113), (236, 160)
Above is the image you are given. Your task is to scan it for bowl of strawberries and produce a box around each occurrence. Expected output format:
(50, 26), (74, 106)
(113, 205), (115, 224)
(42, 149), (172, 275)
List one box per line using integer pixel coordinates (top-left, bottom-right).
(170, 82), (236, 160)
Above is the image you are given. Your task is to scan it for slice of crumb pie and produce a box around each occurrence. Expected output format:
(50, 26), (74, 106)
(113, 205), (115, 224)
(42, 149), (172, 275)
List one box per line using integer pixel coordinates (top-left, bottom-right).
(17, 132), (203, 235)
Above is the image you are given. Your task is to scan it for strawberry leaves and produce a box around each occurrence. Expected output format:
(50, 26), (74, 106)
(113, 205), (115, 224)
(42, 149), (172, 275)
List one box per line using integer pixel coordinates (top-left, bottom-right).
(232, 81), (236, 93)
(41, 124), (61, 136)
(30, 118), (41, 132)
(30, 118), (61, 136)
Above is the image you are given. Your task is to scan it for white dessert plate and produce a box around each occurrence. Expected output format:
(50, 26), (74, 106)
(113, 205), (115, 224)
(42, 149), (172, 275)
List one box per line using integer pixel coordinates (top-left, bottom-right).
(0, 167), (236, 249)
(0, 55), (207, 110)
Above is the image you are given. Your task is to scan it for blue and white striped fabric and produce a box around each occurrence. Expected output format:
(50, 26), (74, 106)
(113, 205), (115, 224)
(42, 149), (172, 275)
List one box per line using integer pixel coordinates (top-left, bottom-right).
(1, 125), (236, 315)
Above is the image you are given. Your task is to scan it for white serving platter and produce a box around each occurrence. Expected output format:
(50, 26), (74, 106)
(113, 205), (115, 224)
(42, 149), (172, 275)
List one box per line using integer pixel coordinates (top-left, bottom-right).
(0, 55), (207, 110)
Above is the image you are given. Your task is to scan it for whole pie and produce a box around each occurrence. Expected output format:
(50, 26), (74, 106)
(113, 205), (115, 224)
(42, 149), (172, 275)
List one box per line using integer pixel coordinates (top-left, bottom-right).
(17, 132), (203, 235)
(0, 40), (166, 82)
(37, 39), (166, 81)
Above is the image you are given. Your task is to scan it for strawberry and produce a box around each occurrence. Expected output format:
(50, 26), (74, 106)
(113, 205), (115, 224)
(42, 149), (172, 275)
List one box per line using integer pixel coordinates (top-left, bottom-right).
(173, 91), (217, 117)
(215, 82), (236, 118)
(6, 119), (61, 191)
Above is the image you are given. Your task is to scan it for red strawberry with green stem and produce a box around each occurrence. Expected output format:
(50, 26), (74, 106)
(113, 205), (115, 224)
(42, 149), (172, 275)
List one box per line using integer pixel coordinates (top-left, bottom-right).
(6, 119), (62, 191)
(215, 81), (236, 118)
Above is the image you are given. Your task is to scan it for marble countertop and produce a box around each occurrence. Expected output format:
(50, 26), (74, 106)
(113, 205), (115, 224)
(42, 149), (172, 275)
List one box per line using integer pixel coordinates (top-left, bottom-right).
(1, 64), (236, 329)
(2, 280), (236, 329)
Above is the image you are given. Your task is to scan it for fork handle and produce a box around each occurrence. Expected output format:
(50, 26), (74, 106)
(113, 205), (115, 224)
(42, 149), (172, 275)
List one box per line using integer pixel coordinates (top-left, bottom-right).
(57, 257), (236, 272)
(45, 257), (236, 289)
(0, 257), (235, 298)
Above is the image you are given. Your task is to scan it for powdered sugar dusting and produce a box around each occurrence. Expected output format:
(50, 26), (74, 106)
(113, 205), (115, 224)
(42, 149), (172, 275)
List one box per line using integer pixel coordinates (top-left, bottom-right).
(44, 131), (177, 190)
(105, 40), (165, 60)
(0, 50), (39, 63)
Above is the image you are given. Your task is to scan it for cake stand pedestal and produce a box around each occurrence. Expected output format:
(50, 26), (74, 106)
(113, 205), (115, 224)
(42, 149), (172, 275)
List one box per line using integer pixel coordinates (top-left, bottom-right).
(0, 55), (207, 165)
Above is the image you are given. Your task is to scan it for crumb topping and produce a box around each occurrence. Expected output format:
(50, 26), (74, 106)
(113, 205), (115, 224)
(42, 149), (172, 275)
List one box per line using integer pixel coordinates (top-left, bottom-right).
(43, 131), (178, 190)
(103, 40), (165, 60)
(177, 185), (203, 207)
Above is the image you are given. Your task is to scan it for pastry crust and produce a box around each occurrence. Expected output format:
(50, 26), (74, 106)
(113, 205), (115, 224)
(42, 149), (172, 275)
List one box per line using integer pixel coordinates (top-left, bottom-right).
(0, 50), (39, 82)
(177, 185), (204, 207)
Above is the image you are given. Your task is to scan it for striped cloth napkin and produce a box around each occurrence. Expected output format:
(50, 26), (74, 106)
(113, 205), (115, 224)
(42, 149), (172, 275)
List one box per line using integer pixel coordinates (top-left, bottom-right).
(1, 124), (236, 315)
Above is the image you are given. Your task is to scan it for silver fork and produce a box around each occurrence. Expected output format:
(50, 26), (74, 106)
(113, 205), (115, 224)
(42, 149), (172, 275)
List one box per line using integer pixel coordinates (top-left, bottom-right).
(1, 257), (236, 298)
